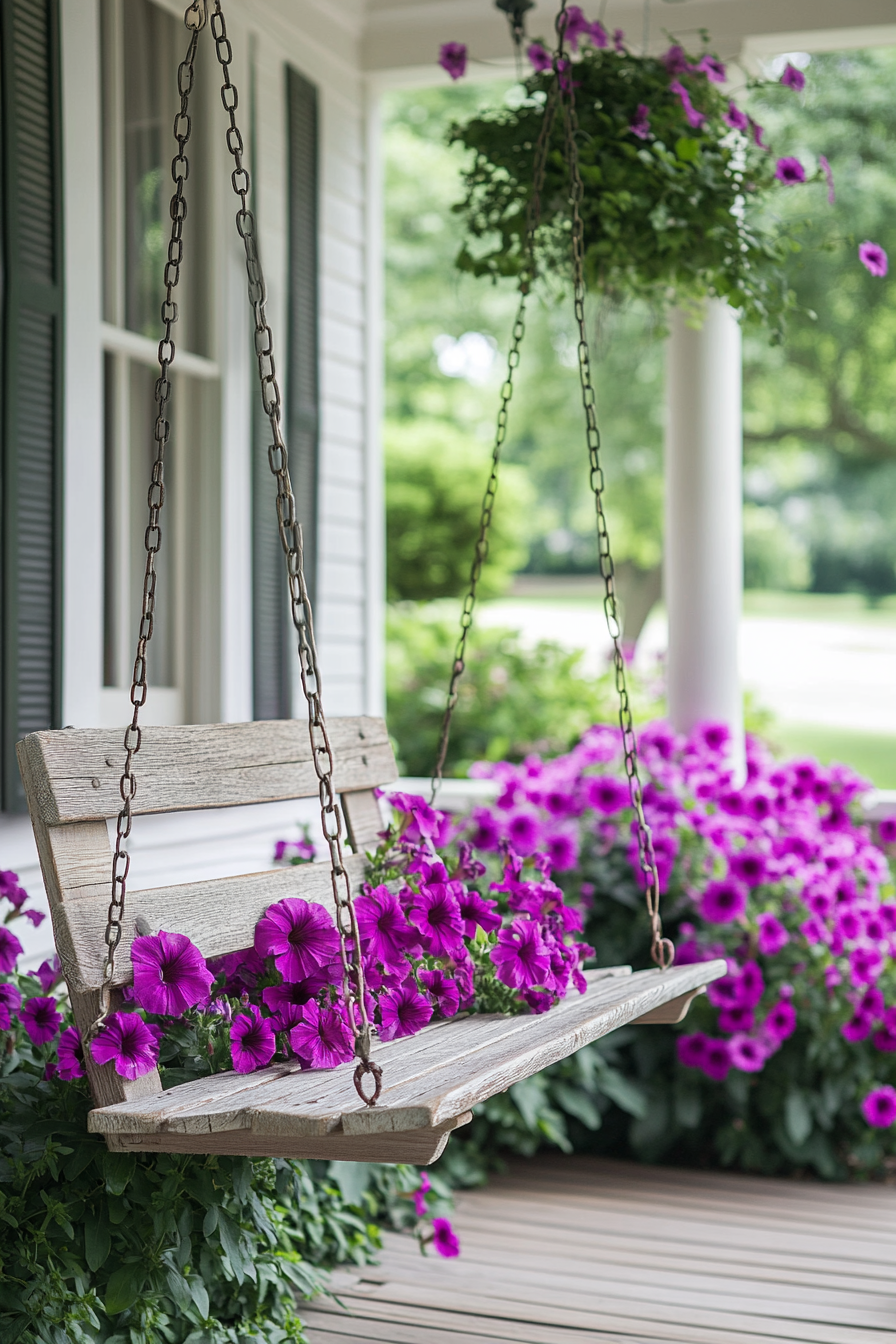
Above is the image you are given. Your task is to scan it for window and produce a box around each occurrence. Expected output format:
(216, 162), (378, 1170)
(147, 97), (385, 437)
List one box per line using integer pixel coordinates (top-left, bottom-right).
(99, 0), (219, 727)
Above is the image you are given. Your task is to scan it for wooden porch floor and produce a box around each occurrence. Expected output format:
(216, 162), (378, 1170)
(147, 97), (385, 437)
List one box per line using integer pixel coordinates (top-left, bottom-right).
(302, 1155), (896, 1344)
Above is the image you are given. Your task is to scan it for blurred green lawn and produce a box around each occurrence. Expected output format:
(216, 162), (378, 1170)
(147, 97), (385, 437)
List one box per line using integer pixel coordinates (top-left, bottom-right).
(772, 723), (896, 789)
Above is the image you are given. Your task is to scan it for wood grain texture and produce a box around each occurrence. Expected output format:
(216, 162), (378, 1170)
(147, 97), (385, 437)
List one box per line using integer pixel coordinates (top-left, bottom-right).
(341, 788), (385, 852)
(57, 852), (367, 993)
(87, 963), (725, 1143)
(19, 716), (397, 823)
(103, 1112), (472, 1164)
(301, 1154), (896, 1344)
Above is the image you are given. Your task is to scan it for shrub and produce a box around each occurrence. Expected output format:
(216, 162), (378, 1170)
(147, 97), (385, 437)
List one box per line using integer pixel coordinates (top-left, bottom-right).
(435, 721), (896, 1181)
(386, 605), (660, 777)
(385, 420), (532, 602)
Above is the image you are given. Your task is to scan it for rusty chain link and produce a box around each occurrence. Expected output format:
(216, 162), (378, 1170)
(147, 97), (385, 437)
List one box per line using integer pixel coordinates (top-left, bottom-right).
(94, 5), (207, 1037)
(96, 0), (381, 1103)
(430, 82), (559, 803)
(555, 0), (672, 970)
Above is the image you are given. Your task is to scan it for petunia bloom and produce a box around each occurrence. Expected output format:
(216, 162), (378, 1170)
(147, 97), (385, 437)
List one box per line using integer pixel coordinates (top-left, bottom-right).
(356, 886), (417, 967)
(0, 870), (28, 908)
(629, 104), (651, 140)
(589, 21), (609, 48)
(862, 1085), (896, 1128)
(57, 1025), (85, 1079)
(728, 1034), (767, 1073)
(526, 42), (552, 73)
(409, 884), (465, 957)
(669, 80), (706, 130)
(491, 918), (550, 990)
(438, 42), (467, 81)
(91, 1011), (160, 1079)
(378, 982), (433, 1041)
(457, 889), (501, 938)
(131, 929), (214, 1016)
(723, 102), (749, 131)
(756, 912), (788, 956)
(560, 5), (590, 48)
(29, 957), (60, 994)
(254, 898), (341, 983)
(586, 776), (629, 815)
(420, 968), (460, 1019)
(0, 981), (22, 1030)
(677, 1031), (709, 1069)
(290, 1001), (353, 1068)
(859, 241), (888, 277)
(432, 1217), (460, 1258)
(262, 967), (337, 1029)
(763, 1001), (796, 1043)
(20, 996), (62, 1045)
(661, 44), (690, 74)
(695, 55), (726, 83)
(230, 1005), (277, 1073)
(780, 62), (805, 91)
(775, 157), (806, 185)
(0, 927), (23, 974)
(700, 878), (748, 924)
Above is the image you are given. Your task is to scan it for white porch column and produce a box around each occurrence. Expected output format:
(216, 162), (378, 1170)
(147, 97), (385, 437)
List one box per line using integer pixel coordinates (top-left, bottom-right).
(664, 300), (745, 780)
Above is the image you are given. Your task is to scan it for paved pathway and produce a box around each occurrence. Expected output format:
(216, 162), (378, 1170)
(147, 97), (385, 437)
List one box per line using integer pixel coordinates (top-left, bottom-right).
(303, 1155), (896, 1344)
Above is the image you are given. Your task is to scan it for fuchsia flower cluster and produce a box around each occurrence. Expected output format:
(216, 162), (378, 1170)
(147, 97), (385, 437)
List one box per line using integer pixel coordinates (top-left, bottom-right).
(461, 721), (896, 1131)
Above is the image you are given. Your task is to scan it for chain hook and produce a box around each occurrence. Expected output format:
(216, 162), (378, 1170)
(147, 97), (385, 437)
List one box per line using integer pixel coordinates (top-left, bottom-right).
(184, 0), (208, 30)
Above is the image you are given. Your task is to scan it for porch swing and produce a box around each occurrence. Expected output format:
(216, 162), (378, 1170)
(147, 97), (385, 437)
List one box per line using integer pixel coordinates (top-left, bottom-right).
(18, 0), (724, 1164)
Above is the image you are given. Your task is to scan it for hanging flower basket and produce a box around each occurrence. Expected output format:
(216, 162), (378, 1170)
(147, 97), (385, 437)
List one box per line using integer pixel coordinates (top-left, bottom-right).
(449, 35), (823, 331)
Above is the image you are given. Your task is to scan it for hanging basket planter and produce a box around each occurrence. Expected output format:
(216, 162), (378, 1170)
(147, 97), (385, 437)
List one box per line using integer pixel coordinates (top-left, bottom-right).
(449, 36), (824, 334)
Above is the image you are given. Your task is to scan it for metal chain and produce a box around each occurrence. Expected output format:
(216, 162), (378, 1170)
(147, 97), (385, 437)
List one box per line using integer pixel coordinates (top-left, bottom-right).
(430, 84), (559, 802)
(209, 0), (380, 1103)
(94, 4), (207, 1036)
(556, 0), (673, 970)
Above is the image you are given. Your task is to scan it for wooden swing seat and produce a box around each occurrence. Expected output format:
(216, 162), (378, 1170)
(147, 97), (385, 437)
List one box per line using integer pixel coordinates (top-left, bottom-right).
(17, 716), (725, 1165)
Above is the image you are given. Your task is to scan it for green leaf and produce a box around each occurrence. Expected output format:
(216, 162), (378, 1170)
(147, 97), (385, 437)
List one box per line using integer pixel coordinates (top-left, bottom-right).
(674, 137), (700, 162)
(202, 1205), (218, 1237)
(596, 1067), (648, 1119)
(104, 1266), (142, 1315)
(217, 1211), (246, 1285)
(785, 1089), (813, 1147)
(0, 1316), (30, 1344)
(166, 1268), (192, 1312)
(102, 1151), (136, 1195)
(328, 1161), (373, 1207)
(189, 1278), (209, 1320)
(551, 1083), (602, 1131)
(84, 1209), (111, 1272)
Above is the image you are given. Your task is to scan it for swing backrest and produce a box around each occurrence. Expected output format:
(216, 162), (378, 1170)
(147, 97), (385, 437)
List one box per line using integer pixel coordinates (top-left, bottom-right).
(17, 717), (396, 1105)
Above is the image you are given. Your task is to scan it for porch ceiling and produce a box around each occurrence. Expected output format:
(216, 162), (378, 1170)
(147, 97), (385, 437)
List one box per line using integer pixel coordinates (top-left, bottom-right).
(360, 0), (896, 76)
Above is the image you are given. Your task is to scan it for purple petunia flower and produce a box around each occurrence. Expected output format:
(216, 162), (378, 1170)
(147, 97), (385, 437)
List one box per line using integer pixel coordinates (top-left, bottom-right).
(723, 101), (749, 132)
(457, 889), (501, 938)
(491, 918), (550, 991)
(842, 1010), (873, 1043)
(702, 1037), (732, 1082)
(0, 981), (22, 1030)
(859, 241), (888, 277)
(262, 967), (338, 1029)
(695, 55), (726, 83)
(438, 42), (467, 81)
(669, 81), (706, 130)
(587, 776), (629, 815)
(0, 870), (28, 908)
(469, 807), (501, 852)
(290, 1001), (353, 1067)
(677, 1031), (709, 1069)
(28, 957), (61, 994)
(879, 816), (896, 844)
(850, 945), (883, 987)
(378, 982), (433, 1041)
(661, 44), (690, 75)
(751, 119), (769, 150)
(131, 929), (214, 1016)
(0, 927), (23, 975)
(700, 878), (748, 924)
(356, 886), (417, 967)
(22, 909), (46, 928)
(613, 28), (625, 52)
(57, 1025), (85, 1080)
(230, 1005), (277, 1073)
(254, 898), (341, 984)
(410, 883), (465, 957)
(589, 21), (609, 49)
(862, 1085), (896, 1128)
(729, 850), (767, 887)
(818, 154), (835, 204)
(780, 62), (805, 92)
(91, 1011), (160, 1079)
(420, 968), (460, 1019)
(526, 42), (552, 73)
(432, 1217), (460, 1258)
(560, 5), (590, 48)
(763, 1000), (796, 1043)
(775, 157), (806, 185)
(545, 829), (579, 872)
(728, 1033), (767, 1073)
(756, 912), (789, 956)
(505, 808), (542, 856)
(20, 996), (62, 1046)
(719, 1005), (754, 1034)
(629, 104), (651, 140)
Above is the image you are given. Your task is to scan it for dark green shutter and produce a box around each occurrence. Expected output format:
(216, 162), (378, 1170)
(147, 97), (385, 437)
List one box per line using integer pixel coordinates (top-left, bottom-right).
(251, 64), (319, 721)
(0, 0), (63, 811)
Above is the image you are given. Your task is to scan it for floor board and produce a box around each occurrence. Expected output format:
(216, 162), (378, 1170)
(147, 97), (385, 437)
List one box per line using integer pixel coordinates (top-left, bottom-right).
(302, 1155), (896, 1344)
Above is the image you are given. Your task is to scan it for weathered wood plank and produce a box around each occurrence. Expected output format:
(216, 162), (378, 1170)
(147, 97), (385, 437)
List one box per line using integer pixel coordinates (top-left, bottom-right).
(56, 852), (368, 993)
(342, 788), (385, 852)
(19, 716), (397, 823)
(105, 1112), (472, 1164)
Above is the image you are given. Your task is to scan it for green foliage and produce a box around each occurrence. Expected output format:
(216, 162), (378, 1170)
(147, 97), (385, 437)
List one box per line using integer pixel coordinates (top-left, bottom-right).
(450, 47), (806, 328)
(385, 604), (658, 777)
(385, 419), (532, 601)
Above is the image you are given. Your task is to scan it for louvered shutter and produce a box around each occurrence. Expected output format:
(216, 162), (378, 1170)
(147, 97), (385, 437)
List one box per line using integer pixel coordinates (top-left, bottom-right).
(0, 0), (63, 811)
(252, 64), (319, 720)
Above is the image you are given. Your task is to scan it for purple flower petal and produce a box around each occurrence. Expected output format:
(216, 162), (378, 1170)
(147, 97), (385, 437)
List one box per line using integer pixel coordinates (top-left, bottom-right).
(131, 929), (214, 1016)
(57, 1025), (85, 1079)
(438, 42), (467, 81)
(20, 995), (62, 1046)
(378, 982), (432, 1041)
(290, 1001), (353, 1068)
(781, 62), (806, 92)
(230, 1004), (277, 1073)
(526, 42), (552, 73)
(254, 897), (340, 983)
(90, 1011), (160, 1079)
(775, 156), (806, 185)
(859, 241), (888, 277)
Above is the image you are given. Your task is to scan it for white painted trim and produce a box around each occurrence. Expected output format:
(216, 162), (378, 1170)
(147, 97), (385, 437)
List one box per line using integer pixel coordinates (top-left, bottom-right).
(743, 25), (896, 64)
(363, 84), (385, 717)
(60, 0), (104, 731)
(100, 322), (220, 380)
